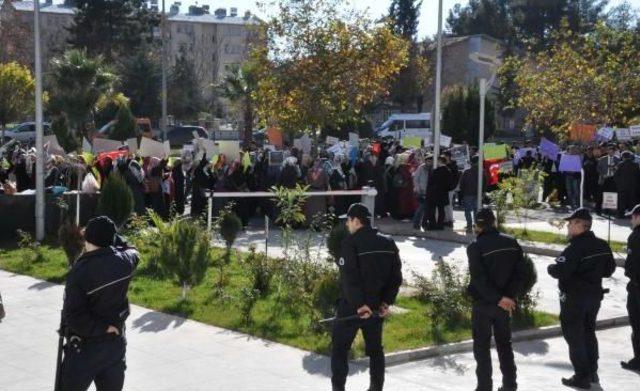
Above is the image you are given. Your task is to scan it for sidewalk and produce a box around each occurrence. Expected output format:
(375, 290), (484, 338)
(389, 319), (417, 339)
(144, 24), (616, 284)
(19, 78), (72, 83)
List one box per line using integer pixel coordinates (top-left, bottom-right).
(0, 270), (426, 391)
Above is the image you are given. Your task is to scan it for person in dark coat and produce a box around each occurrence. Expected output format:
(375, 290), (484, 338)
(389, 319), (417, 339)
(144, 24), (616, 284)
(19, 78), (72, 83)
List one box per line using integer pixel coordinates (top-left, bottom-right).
(171, 159), (186, 217)
(582, 148), (598, 204)
(615, 151), (640, 217)
(423, 155), (451, 230)
(622, 204), (640, 372)
(190, 155), (214, 219)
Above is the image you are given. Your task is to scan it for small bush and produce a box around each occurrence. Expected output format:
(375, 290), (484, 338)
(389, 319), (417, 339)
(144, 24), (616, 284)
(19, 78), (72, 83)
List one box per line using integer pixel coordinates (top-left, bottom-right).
(514, 253), (539, 323)
(238, 287), (260, 326)
(327, 223), (348, 262)
(16, 229), (47, 263)
(148, 212), (212, 299)
(311, 267), (340, 319)
(97, 173), (134, 228)
(243, 245), (275, 296)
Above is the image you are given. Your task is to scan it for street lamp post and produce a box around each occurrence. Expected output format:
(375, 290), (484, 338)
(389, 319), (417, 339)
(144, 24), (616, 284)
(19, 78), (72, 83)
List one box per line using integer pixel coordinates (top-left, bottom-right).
(161, 0), (168, 141)
(469, 52), (502, 211)
(432, 0), (443, 166)
(34, 0), (45, 241)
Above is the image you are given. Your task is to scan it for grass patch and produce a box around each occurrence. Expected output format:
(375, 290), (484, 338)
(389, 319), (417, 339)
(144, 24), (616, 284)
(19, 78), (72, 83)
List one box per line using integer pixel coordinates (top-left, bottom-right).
(504, 227), (625, 253)
(0, 243), (558, 357)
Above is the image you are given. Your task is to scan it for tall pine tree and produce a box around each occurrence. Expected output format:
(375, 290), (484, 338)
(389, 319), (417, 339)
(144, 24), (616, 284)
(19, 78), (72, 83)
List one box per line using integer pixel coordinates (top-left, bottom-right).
(67, 0), (158, 62)
(388, 0), (429, 112)
(168, 48), (204, 121)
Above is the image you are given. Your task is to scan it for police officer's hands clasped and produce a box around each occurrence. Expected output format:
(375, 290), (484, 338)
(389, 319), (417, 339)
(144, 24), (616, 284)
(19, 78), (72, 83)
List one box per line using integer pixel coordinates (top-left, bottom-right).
(498, 297), (516, 314)
(106, 325), (120, 336)
(357, 305), (373, 319)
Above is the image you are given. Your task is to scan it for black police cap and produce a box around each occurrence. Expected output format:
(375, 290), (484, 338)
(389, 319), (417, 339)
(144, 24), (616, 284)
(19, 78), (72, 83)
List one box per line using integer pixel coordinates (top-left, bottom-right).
(84, 216), (117, 247)
(626, 204), (640, 217)
(339, 203), (372, 221)
(564, 207), (592, 222)
(476, 208), (495, 225)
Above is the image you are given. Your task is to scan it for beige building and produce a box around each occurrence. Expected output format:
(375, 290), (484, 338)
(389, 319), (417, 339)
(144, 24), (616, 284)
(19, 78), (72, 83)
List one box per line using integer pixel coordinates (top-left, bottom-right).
(0, 0), (74, 72)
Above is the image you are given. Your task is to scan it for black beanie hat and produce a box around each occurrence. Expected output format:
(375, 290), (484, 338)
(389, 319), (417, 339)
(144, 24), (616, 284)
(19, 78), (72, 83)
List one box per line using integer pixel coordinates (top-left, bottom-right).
(84, 216), (117, 247)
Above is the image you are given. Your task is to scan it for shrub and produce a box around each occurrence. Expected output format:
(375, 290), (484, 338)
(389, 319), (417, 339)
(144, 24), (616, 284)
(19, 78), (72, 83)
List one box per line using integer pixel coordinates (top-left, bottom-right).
(148, 212), (212, 299)
(237, 287), (260, 326)
(213, 202), (243, 292)
(413, 257), (470, 343)
(326, 222), (348, 262)
(97, 173), (134, 228)
(110, 103), (136, 141)
(311, 267), (340, 320)
(16, 229), (47, 264)
(243, 245), (275, 296)
(51, 114), (77, 152)
(514, 253), (539, 323)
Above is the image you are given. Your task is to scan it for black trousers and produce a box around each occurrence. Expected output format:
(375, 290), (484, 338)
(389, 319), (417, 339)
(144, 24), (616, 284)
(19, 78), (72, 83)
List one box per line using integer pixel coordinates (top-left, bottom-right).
(424, 199), (445, 229)
(628, 287), (640, 361)
(331, 304), (385, 391)
(560, 293), (601, 379)
(472, 304), (517, 391)
(60, 335), (126, 391)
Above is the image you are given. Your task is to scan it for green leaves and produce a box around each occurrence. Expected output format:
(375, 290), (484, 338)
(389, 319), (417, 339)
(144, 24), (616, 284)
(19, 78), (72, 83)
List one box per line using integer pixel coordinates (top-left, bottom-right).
(0, 62), (35, 128)
(97, 173), (134, 228)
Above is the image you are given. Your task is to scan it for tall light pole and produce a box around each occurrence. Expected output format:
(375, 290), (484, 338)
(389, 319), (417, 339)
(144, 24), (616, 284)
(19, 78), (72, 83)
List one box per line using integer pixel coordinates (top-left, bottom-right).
(469, 52), (501, 211)
(161, 0), (168, 141)
(432, 0), (443, 166)
(34, 0), (45, 241)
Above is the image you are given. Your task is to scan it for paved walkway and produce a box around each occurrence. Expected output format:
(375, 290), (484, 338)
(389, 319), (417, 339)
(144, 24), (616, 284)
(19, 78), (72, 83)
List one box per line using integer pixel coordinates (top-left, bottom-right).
(1, 269), (639, 390)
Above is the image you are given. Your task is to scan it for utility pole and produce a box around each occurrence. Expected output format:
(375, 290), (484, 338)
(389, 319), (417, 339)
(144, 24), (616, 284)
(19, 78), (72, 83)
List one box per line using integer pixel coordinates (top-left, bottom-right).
(34, 0), (45, 241)
(432, 0), (443, 167)
(161, 0), (168, 141)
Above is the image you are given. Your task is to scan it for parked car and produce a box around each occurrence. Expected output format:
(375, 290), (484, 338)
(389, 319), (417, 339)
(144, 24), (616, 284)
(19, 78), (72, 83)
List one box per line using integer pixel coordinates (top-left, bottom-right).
(2, 122), (52, 144)
(165, 125), (208, 148)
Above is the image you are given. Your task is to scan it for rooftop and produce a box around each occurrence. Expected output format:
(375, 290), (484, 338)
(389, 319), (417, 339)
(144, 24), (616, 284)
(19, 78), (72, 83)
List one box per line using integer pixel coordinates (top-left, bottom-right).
(8, 1), (75, 15)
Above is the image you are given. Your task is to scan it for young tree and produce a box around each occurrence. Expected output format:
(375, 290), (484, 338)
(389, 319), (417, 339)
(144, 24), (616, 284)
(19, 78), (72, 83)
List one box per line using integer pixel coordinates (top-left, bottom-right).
(252, 0), (409, 135)
(218, 63), (257, 146)
(441, 83), (495, 144)
(67, 0), (159, 62)
(509, 22), (640, 138)
(97, 172), (134, 228)
(447, 0), (513, 42)
(48, 50), (117, 139)
(117, 49), (161, 119)
(0, 62), (35, 143)
(388, 0), (430, 112)
(168, 48), (203, 122)
(110, 101), (136, 141)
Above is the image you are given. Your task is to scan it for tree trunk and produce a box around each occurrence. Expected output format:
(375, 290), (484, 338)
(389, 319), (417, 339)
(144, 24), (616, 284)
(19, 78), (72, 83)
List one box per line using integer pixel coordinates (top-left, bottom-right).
(181, 281), (188, 300)
(243, 99), (253, 146)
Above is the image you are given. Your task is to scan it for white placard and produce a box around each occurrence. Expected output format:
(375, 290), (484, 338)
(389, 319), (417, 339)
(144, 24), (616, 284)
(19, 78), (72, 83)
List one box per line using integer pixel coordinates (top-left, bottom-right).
(126, 138), (138, 154)
(43, 135), (65, 155)
(630, 125), (640, 138)
(92, 138), (123, 154)
(82, 138), (92, 153)
(163, 140), (170, 156)
(139, 137), (167, 158)
(602, 192), (618, 210)
(217, 140), (240, 160)
(326, 136), (339, 145)
(597, 127), (614, 140)
(616, 128), (631, 141)
(199, 139), (218, 159)
(349, 132), (359, 147)
(440, 134), (452, 148)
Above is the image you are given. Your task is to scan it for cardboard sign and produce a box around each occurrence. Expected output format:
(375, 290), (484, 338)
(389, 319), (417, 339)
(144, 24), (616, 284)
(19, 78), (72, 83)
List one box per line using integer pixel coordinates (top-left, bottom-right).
(327, 142), (345, 155)
(597, 127), (614, 141)
(499, 160), (514, 173)
(402, 136), (422, 149)
(630, 125), (640, 138)
(198, 139), (218, 159)
(602, 192), (618, 210)
(539, 137), (560, 160)
(43, 135), (65, 155)
(139, 137), (167, 158)
(125, 138), (138, 154)
(349, 132), (359, 147)
(615, 128), (631, 141)
(450, 145), (470, 170)
(558, 154), (582, 173)
(293, 134), (312, 154)
(440, 134), (452, 148)
(483, 143), (508, 160)
(92, 138), (122, 154)
(217, 140), (240, 160)
(325, 136), (339, 146)
(514, 147), (536, 164)
(268, 151), (284, 166)
(82, 138), (92, 153)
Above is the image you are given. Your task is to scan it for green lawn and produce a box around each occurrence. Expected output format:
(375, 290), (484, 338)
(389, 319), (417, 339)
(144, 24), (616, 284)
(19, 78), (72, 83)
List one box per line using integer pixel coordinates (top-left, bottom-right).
(0, 242), (557, 357)
(504, 227), (626, 253)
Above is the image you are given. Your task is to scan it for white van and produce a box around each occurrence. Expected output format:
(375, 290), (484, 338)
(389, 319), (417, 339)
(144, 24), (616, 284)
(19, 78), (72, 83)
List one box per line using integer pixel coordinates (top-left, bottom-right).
(375, 113), (431, 140)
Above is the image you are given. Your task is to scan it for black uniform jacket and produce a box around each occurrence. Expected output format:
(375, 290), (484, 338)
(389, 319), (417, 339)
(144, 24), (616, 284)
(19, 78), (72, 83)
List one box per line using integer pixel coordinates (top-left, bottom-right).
(626, 226), (640, 292)
(337, 226), (403, 312)
(467, 228), (526, 305)
(62, 246), (139, 338)
(548, 231), (616, 296)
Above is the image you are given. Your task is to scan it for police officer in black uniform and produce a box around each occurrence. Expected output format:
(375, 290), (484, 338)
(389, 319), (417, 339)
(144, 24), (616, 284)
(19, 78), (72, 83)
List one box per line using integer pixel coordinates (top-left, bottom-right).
(331, 203), (403, 391)
(548, 208), (616, 389)
(467, 208), (526, 391)
(58, 216), (139, 391)
(622, 204), (640, 372)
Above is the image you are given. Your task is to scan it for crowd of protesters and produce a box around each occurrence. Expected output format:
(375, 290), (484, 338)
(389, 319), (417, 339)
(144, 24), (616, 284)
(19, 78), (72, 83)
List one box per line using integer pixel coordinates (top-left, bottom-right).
(2, 136), (640, 231)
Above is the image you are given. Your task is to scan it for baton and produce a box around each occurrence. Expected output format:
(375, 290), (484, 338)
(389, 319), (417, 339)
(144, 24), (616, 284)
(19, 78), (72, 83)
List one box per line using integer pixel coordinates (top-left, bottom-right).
(319, 312), (381, 325)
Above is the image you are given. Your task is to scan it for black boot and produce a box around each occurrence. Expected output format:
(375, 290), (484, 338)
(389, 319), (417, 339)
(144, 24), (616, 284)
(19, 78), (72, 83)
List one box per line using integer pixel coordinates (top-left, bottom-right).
(621, 359), (640, 371)
(590, 372), (599, 384)
(561, 375), (590, 389)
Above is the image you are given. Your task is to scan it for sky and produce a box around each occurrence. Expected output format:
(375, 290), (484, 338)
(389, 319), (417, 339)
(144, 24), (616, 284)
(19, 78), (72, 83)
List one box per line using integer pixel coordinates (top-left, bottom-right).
(46, 0), (640, 40)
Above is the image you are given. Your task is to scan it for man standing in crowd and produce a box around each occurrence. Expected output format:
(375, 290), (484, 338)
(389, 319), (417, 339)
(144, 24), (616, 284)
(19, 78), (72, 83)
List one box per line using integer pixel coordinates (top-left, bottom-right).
(467, 208), (525, 391)
(459, 155), (483, 233)
(424, 155), (451, 230)
(443, 151), (460, 228)
(58, 216), (139, 391)
(331, 203), (403, 391)
(596, 144), (619, 215)
(548, 208), (616, 389)
(622, 204), (640, 372)
(614, 151), (640, 218)
(412, 154), (432, 230)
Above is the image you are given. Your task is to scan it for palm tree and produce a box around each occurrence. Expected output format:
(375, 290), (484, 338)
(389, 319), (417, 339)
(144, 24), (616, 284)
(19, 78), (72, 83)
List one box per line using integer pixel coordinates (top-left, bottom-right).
(48, 49), (117, 140)
(218, 63), (257, 146)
